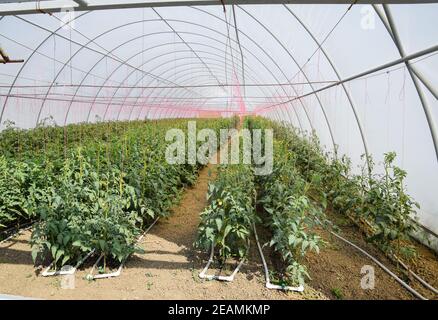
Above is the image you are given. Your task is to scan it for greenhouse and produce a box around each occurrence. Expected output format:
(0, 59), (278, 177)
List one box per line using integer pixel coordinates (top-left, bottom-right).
(0, 0), (437, 302)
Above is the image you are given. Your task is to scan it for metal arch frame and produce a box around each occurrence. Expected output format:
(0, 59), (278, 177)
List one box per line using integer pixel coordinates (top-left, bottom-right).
(3, 14), (304, 129)
(159, 107), (180, 120)
(93, 47), (277, 122)
(126, 53), (283, 120)
(83, 39), (208, 122)
(201, 6), (303, 128)
(1, 1), (435, 16)
(237, 5), (338, 151)
(109, 66), (237, 119)
(0, 11), (272, 125)
(76, 22), (300, 125)
(4, 16), (204, 126)
(114, 37), (291, 124)
(91, 22), (299, 127)
(0, 11), (348, 146)
(63, 32), (192, 126)
(132, 68), (276, 121)
(190, 7), (318, 138)
(143, 17), (309, 130)
(113, 66), (222, 119)
(15, 15), (208, 97)
(373, 5), (438, 100)
(374, 4), (438, 163)
(118, 55), (278, 122)
(97, 47), (272, 121)
(0, 11), (91, 125)
(50, 21), (296, 127)
(64, 35), (255, 124)
(152, 8), (225, 92)
(81, 17), (306, 131)
(129, 64), (284, 124)
(231, 5), (246, 97)
(257, 45), (438, 109)
(282, 4), (371, 160)
(99, 62), (277, 122)
(128, 50), (277, 105)
(144, 86), (241, 119)
(97, 69), (217, 119)
(33, 19), (206, 127)
(25, 18), (241, 124)
(111, 100), (190, 121)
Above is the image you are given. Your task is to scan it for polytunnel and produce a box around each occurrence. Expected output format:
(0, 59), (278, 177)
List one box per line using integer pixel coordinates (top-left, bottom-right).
(0, 0), (438, 301)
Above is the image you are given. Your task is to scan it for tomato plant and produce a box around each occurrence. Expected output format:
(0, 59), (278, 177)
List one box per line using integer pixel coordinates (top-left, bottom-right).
(248, 116), (420, 261)
(196, 163), (257, 261)
(354, 153), (419, 257)
(30, 151), (144, 267)
(252, 127), (327, 286)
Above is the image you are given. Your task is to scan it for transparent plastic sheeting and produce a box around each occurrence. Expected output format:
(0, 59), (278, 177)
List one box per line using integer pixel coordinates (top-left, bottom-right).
(0, 4), (437, 240)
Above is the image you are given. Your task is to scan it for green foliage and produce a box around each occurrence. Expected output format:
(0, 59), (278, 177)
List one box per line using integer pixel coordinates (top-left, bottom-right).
(248, 116), (420, 260)
(354, 152), (419, 255)
(331, 287), (344, 300)
(1, 118), (235, 269)
(0, 157), (35, 228)
(249, 119), (327, 286)
(196, 163), (257, 260)
(30, 151), (144, 266)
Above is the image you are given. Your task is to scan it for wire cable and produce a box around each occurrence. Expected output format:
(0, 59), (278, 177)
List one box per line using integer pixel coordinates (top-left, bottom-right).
(287, 1), (358, 84)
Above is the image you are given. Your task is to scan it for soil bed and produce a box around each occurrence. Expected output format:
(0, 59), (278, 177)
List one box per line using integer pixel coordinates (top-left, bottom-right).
(305, 211), (438, 300)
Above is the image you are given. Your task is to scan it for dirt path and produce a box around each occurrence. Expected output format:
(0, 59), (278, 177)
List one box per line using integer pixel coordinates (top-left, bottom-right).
(0, 163), (323, 300)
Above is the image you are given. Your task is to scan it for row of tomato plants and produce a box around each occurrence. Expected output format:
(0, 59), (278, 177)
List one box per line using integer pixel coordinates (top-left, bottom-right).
(194, 123), (324, 286)
(195, 123), (320, 285)
(195, 160), (257, 260)
(196, 116), (421, 287)
(245, 117), (327, 286)
(0, 118), (237, 269)
(249, 116), (420, 262)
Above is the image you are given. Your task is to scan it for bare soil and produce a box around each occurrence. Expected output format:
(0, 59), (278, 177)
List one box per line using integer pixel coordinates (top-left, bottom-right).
(305, 213), (438, 300)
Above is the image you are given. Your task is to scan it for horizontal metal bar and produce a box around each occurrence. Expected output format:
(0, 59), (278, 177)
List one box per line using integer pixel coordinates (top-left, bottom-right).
(259, 43), (438, 111)
(0, 80), (336, 88)
(1, 0), (437, 17)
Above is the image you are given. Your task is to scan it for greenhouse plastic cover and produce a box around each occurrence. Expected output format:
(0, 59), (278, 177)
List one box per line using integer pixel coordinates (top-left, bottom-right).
(0, 2), (438, 241)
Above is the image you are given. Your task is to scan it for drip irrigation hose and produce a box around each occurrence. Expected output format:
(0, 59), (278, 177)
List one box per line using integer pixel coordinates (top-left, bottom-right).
(329, 231), (427, 300)
(87, 217), (160, 280)
(392, 254), (438, 295)
(0, 221), (34, 237)
(198, 243), (246, 282)
(313, 211), (436, 298)
(88, 253), (123, 280)
(41, 249), (95, 277)
(252, 223), (304, 292)
(138, 217), (160, 243)
(0, 222), (34, 245)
